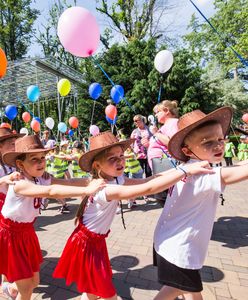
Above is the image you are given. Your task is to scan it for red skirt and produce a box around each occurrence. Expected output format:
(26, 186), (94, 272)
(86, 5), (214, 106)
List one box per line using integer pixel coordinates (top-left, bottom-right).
(0, 193), (6, 219)
(0, 217), (43, 282)
(53, 223), (116, 298)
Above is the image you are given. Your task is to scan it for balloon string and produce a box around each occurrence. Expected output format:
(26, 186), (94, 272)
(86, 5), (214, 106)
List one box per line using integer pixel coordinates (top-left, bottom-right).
(157, 83), (162, 103)
(90, 56), (136, 113)
(90, 101), (96, 125)
(189, 0), (248, 68)
(18, 98), (34, 117)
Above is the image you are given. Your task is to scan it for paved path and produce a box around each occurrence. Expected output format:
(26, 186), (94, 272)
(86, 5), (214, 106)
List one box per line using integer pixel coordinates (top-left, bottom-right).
(1, 181), (248, 299)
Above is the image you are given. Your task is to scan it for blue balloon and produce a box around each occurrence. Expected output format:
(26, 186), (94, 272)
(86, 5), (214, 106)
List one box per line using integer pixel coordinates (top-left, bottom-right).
(34, 117), (41, 123)
(58, 122), (67, 133)
(110, 85), (124, 104)
(68, 129), (74, 137)
(89, 82), (102, 100)
(5, 105), (18, 121)
(106, 116), (117, 125)
(27, 85), (40, 103)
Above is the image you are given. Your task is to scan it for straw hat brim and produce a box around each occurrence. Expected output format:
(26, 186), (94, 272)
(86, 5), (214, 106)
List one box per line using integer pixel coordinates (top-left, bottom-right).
(79, 138), (135, 172)
(168, 107), (233, 162)
(2, 147), (53, 167)
(0, 133), (25, 142)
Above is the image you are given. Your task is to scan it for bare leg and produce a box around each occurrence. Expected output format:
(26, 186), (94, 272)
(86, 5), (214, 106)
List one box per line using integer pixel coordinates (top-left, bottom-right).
(81, 293), (99, 300)
(154, 285), (182, 300)
(81, 293), (118, 300)
(183, 292), (203, 300)
(15, 272), (39, 300)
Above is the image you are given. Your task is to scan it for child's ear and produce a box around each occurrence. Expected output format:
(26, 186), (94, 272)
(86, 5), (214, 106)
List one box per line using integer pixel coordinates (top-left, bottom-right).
(16, 160), (24, 171)
(181, 146), (193, 158)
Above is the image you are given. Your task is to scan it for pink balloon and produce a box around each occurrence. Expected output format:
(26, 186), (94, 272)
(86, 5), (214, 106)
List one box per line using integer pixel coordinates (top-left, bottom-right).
(242, 113), (248, 124)
(57, 7), (100, 57)
(89, 125), (100, 136)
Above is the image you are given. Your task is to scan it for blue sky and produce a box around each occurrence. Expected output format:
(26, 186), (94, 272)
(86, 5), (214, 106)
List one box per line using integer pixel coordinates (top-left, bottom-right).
(29, 0), (215, 57)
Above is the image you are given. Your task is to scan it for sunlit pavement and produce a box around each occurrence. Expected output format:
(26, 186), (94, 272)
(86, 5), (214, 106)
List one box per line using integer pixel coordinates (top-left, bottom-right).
(1, 178), (248, 299)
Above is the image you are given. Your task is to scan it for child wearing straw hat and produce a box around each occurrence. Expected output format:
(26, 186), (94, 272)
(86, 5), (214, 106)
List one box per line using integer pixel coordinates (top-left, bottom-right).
(153, 107), (248, 300)
(53, 131), (213, 300)
(0, 135), (106, 300)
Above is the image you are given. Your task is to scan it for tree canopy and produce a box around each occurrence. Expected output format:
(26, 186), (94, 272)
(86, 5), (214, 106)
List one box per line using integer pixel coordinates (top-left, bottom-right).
(0, 0), (39, 60)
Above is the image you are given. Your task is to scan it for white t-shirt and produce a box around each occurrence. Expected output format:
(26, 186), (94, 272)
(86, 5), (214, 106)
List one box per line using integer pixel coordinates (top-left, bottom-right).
(154, 160), (224, 270)
(2, 176), (51, 223)
(0, 165), (15, 195)
(82, 175), (125, 234)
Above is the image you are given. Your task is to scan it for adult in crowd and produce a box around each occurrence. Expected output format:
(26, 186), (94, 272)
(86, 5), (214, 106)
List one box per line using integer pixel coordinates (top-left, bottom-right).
(147, 100), (179, 204)
(148, 100), (179, 169)
(130, 115), (152, 178)
(41, 130), (49, 146)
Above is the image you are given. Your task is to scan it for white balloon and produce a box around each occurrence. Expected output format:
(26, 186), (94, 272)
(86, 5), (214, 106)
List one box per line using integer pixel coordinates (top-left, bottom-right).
(45, 117), (55, 130)
(20, 127), (29, 135)
(154, 50), (174, 73)
(148, 115), (155, 124)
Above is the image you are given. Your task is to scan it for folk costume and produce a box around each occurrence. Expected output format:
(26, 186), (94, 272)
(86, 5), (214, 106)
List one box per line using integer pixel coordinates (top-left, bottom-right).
(0, 135), (51, 282)
(53, 131), (134, 298)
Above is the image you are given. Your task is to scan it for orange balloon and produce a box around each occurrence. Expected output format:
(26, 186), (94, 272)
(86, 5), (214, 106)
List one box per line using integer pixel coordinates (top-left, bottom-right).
(69, 116), (79, 128)
(0, 48), (8, 78)
(31, 120), (40, 132)
(22, 112), (31, 123)
(0, 122), (11, 129)
(105, 104), (117, 120)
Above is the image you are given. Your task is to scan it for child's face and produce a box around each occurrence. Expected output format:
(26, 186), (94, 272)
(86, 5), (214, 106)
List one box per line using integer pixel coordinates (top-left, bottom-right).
(96, 146), (125, 178)
(17, 152), (46, 178)
(182, 123), (225, 163)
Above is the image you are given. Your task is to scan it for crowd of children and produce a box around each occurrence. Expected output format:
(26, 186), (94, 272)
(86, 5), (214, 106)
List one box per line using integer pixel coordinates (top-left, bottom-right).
(0, 106), (248, 300)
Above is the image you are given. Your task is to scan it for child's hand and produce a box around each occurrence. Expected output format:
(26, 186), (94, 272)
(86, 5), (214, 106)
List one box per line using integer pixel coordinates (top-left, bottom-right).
(184, 161), (215, 176)
(42, 171), (51, 180)
(85, 179), (106, 196)
(6, 172), (22, 184)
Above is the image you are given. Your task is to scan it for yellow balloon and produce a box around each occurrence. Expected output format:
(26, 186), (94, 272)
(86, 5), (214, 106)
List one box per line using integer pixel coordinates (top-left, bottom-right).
(57, 78), (71, 96)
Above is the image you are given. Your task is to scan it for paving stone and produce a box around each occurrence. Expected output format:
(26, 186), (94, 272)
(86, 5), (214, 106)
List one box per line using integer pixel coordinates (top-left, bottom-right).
(1, 180), (246, 299)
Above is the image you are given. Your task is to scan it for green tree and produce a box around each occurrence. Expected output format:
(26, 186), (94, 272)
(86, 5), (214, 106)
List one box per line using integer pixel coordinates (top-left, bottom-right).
(96, 0), (175, 42)
(185, 0), (248, 71)
(200, 61), (248, 124)
(0, 0), (39, 60)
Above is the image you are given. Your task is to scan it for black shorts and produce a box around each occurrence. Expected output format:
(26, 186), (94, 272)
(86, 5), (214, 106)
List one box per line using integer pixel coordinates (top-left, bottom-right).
(153, 248), (203, 293)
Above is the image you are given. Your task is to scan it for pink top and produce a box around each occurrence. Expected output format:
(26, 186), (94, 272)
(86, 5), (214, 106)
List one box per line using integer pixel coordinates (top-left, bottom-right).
(147, 118), (178, 169)
(131, 127), (151, 159)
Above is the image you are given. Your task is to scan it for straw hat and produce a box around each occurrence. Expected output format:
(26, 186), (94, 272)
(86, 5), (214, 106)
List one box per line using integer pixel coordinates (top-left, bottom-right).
(60, 140), (69, 147)
(3, 135), (53, 167)
(79, 131), (135, 172)
(168, 107), (233, 162)
(0, 127), (24, 142)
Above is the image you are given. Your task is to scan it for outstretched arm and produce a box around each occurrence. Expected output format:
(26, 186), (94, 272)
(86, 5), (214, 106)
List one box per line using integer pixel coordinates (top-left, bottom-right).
(124, 167), (176, 185)
(106, 161), (213, 201)
(51, 176), (91, 186)
(0, 172), (21, 187)
(13, 179), (105, 199)
(221, 164), (248, 185)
